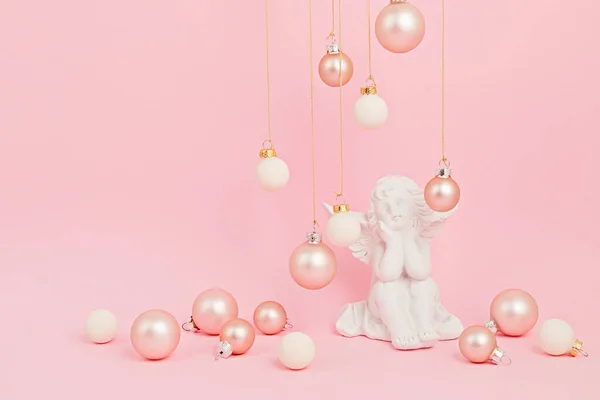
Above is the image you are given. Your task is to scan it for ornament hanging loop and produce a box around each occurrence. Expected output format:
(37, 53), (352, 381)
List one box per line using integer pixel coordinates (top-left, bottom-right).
(284, 320), (294, 330)
(570, 339), (589, 357)
(181, 317), (198, 332)
(262, 139), (273, 149)
(365, 75), (376, 87)
(334, 191), (346, 204)
(439, 158), (450, 169)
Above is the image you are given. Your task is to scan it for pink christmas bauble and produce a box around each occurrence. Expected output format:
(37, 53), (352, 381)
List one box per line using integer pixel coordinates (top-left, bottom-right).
(318, 52), (354, 87)
(219, 318), (255, 355)
(459, 325), (497, 363)
(424, 176), (460, 212)
(130, 309), (181, 360)
(490, 289), (538, 336)
(375, 0), (426, 54)
(253, 301), (287, 335)
(289, 236), (337, 290)
(191, 288), (239, 335)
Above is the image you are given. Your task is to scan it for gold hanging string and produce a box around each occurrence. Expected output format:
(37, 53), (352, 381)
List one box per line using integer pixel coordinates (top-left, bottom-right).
(326, 0), (335, 40)
(265, 0), (272, 144)
(441, 0), (447, 165)
(308, 0), (319, 229)
(366, 0), (375, 85)
(336, 0), (344, 199)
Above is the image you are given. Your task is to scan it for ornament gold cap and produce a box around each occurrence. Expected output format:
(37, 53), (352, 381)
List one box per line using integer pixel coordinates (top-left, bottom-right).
(306, 232), (322, 244)
(259, 148), (277, 158)
(569, 339), (589, 357)
(360, 85), (377, 95)
(333, 203), (350, 213)
(326, 42), (340, 54)
(490, 347), (511, 365)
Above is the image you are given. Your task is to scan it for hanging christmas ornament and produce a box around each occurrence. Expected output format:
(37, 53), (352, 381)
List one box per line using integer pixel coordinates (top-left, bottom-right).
(288, 0), (338, 291)
(85, 309), (117, 344)
(278, 332), (316, 370)
(290, 232), (337, 290)
(255, 141), (290, 191)
(130, 309), (181, 360)
(485, 289), (538, 337)
(318, 0), (353, 87)
(326, 203), (361, 247)
(424, 0), (460, 212)
(353, 0), (388, 130)
(182, 288), (239, 335)
(538, 318), (589, 357)
(459, 325), (511, 365)
(375, 0), (425, 54)
(253, 301), (291, 335)
(255, 0), (289, 191)
(215, 318), (256, 359)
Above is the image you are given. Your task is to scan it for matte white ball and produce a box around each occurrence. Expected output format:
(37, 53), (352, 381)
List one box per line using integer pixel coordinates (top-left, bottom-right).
(353, 94), (388, 129)
(539, 318), (575, 356)
(278, 332), (315, 370)
(326, 212), (362, 247)
(85, 309), (118, 344)
(255, 157), (290, 191)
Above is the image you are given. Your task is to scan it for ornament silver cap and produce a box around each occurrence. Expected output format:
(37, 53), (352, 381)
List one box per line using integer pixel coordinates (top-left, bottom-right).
(215, 341), (233, 360)
(484, 319), (498, 334)
(435, 167), (452, 178)
(306, 232), (322, 244)
(490, 347), (511, 365)
(326, 42), (340, 54)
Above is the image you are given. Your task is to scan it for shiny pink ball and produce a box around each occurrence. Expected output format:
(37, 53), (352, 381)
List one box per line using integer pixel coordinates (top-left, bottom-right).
(219, 318), (256, 355)
(253, 301), (287, 335)
(424, 176), (460, 212)
(375, 1), (426, 54)
(130, 309), (181, 360)
(490, 289), (538, 336)
(459, 325), (497, 363)
(289, 240), (337, 290)
(192, 288), (239, 335)
(318, 52), (354, 87)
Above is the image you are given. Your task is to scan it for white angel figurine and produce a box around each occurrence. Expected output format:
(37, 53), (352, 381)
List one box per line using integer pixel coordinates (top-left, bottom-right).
(324, 175), (463, 350)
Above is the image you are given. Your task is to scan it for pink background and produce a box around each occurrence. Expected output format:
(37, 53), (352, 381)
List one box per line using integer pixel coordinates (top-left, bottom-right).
(1, 0), (599, 398)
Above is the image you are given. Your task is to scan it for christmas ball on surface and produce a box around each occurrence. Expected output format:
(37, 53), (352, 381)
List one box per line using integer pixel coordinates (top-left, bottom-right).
(130, 309), (181, 360)
(489, 288), (538, 336)
(278, 332), (315, 370)
(538, 318), (575, 356)
(85, 309), (117, 344)
(254, 301), (287, 335)
(191, 288), (239, 335)
(219, 318), (255, 356)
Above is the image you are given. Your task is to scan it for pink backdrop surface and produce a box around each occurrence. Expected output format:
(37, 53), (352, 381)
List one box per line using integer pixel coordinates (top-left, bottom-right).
(1, 0), (599, 399)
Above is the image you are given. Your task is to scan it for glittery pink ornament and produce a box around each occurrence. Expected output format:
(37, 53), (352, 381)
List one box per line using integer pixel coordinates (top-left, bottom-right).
(424, 167), (460, 212)
(375, 0), (426, 54)
(253, 301), (290, 335)
(216, 318), (256, 359)
(183, 288), (239, 335)
(130, 309), (181, 360)
(459, 325), (510, 365)
(289, 232), (337, 290)
(486, 289), (538, 336)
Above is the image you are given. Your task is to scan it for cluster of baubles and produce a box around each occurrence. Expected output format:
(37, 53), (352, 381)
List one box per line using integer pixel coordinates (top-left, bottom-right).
(84, 288), (316, 370)
(458, 289), (588, 365)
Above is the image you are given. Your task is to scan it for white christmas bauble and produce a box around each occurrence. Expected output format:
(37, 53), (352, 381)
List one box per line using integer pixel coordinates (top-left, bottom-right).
(255, 157), (290, 191)
(326, 212), (361, 247)
(278, 332), (315, 370)
(85, 309), (117, 344)
(538, 318), (575, 356)
(353, 94), (388, 129)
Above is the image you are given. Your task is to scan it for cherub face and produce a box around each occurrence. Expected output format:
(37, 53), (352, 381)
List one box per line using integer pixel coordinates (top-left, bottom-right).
(374, 192), (413, 231)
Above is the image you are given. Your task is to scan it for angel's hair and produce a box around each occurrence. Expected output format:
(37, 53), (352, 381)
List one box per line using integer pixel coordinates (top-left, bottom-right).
(367, 175), (433, 230)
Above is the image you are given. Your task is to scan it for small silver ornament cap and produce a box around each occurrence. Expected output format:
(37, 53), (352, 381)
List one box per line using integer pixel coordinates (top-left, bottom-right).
(306, 232), (322, 244)
(326, 42), (340, 54)
(435, 167), (452, 178)
(215, 341), (233, 360)
(485, 319), (498, 334)
(490, 347), (511, 365)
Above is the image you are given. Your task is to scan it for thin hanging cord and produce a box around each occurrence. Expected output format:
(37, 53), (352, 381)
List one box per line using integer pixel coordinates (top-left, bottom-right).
(441, 0), (446, 164)
(327, 0), (335, 39)
(336, 0), (344, 199)
(367, 0), (374, 83)
(308, 0), (318, 229)
(265, 0), (272, 143)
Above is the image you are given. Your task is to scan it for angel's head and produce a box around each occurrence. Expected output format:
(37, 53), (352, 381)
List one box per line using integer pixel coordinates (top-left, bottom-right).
(368, 176), (432, 231)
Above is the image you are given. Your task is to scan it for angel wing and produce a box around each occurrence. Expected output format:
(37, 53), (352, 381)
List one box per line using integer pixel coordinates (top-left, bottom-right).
(322, 202), (381, 266)
(417, 205), (458, 240)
